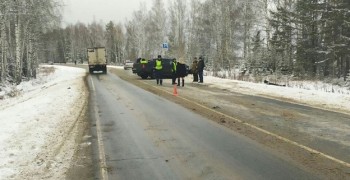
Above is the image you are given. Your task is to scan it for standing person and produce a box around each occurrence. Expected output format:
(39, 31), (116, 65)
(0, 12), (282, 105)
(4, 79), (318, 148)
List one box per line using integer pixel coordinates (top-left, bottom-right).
(154, 55), (163, 85)
(197, 56), (205, 83)
(191, 57), (198, 82)
(171, 58), (178, 85)
(140, 58), (148, 64)
(176, 58), (187, 87)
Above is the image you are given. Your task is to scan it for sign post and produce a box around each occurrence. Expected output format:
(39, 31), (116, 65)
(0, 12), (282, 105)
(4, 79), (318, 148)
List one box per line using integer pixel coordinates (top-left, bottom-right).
(162, 43), (169, 50)
(162, 43), (169, 57)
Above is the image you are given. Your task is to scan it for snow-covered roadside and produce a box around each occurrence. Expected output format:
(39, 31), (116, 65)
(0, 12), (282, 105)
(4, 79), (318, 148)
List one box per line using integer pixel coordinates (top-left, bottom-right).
(0, 65), (87, 179)
(202, 75), (350, 114)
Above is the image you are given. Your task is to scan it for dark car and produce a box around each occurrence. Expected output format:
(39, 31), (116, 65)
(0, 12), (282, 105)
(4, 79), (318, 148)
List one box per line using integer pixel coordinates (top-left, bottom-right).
(132, 58), (190, 79)
(132, 58), (154, 79)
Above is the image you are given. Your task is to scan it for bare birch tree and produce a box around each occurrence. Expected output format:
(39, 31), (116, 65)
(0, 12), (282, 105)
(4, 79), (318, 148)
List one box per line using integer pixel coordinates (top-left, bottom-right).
(168, 0), (187, 59)
(148, 0), (167, 57)
(0, 0), (60, 84)
(0, 0), (10, 83)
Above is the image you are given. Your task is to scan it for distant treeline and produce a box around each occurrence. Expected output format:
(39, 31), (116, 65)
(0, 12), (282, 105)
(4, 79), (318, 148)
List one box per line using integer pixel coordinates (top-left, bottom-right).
(1, 0), (349, 85)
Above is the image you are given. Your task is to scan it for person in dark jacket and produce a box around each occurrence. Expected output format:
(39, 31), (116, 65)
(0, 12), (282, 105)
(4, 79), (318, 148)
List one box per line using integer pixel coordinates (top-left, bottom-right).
(191, 57), (198, 82)
(197, 56), (205, 83)
(176, 58), (187, 87)
(154, 55), (163, 85)
(171, 58), (178, 85)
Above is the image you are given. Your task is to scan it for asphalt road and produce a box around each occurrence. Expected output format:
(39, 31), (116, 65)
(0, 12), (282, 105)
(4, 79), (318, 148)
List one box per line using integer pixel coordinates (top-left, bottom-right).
(87, 71), (319, 180)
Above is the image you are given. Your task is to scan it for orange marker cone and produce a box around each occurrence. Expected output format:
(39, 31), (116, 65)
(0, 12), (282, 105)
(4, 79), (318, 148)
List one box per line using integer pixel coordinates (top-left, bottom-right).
(173, 84), (178, 96)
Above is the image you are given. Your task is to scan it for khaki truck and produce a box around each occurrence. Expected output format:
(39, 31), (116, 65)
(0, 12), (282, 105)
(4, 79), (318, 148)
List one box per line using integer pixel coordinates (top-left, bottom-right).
(87, 47), (107, 74)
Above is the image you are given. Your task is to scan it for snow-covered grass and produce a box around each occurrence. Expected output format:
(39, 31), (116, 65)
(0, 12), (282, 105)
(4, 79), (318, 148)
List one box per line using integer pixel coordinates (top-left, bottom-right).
(207, 70), (350, 95)
(286, 80), (349, 94)
(0, 65), (87, 179)
(201, 71), (350, 113)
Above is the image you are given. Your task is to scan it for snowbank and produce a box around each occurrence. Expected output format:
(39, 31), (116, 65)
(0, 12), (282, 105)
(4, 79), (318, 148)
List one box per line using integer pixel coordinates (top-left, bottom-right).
(0, 65), (87, 179)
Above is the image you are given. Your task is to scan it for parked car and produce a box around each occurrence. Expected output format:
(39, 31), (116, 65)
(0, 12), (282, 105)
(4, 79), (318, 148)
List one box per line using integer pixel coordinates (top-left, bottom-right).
(132, 58), (153, 79)
(123, 60), (134, 70)
(132, 58), (190, 79)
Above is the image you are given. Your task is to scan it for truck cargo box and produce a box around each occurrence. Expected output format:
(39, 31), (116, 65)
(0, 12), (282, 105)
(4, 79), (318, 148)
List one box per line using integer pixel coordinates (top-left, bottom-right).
(88, 47), (107, 74)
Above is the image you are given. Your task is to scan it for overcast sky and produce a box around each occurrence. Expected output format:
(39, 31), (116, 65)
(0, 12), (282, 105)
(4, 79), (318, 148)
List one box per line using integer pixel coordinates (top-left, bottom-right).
(62, 0), (151, 26)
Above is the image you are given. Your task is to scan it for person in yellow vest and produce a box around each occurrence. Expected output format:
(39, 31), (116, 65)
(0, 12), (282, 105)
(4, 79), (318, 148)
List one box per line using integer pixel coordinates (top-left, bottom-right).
(140, 58), (148, 69)
(154, 55), (163, 85)
(171, 58), (178, 85)
(140, 58), (148, 64)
